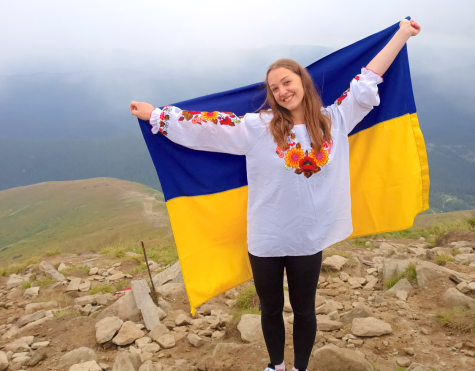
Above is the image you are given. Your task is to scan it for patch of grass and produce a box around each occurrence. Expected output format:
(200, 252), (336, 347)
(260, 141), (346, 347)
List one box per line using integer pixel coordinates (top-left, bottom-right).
(22, 281), (31, 289)
(36, 276), (53, 287)
(53, 308), (80, 318)
(428, 367), (436, 371)
(435, 253), (454, 266)
(235, 285), (259, 310)
(115, 279), (131, 292)
(453, 248), (461, 256)
(59, 266), (90, 275)
(126, 263), (148, 275)
(396, 367), (406, 371)
(437, 308), (475, 333)
(88, 283), (115, 295)
(0, 256), (40, 276)
(384, 263), (417, 289)
(232, 307), (261, 320)
(44, 249), (61, 256)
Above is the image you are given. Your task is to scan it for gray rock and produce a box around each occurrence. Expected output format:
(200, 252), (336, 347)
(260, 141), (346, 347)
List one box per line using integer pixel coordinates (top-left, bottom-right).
(111, 353), (141, 371)
(396, 357), (411, 367)
(89, 267), (99, 275)
(383, 259), (412, 280)
(95, 316), (124, 344)
(39, 261), (65, 281)
(0, 351), (8, 371)
(23, 287), (40, 297)
(455, 254), (475, 264)
(97, 291), (141, 322)
(17, 310), (46, 327)
(156, 334), (176, 349)
(31, 341), (50, 349)
(79, 281), (91, 292)
(175, 313), (192, 326)
(155, 283), (186, 299)
(131, 279), (162, 331)
(75, 296), (97, 306)
(340, 306), (373, 324)
(94, 293), (114, 306)
(137, 360), (155, 371)
(442, 288), (475, 309)
(322, 255), (348, 271)
(61, 347), (98, 366)
(142, 343), (160, 353)
(310, 344), (373, 371)
(384, 278), (414, 298)
(6, 275), (24, 290)
(351, 317), (392, 337)
(149, 324), (169, 341)
(317, 316), (343, 331)
(187, 333), (204, 347)
(5, 336), (34, 352)
(69, 361), (103, 371)
(237, 314), (264, 343)
(66, 277), (82, 292)
(406, 363), (432, 371)
(112, 321), (145, 346)
(25, 301), (58, 314)
(26, 346), (47, 367)
(152, 261), (184, 287)
(416, 261), (470, 286)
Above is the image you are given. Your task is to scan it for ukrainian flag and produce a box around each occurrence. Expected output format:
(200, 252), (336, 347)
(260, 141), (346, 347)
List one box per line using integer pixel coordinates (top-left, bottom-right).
(139, 17), (429, 315)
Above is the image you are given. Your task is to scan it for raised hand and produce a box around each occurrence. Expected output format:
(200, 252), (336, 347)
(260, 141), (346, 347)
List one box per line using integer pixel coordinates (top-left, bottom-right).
(399, 19), (421, 37)
(130, 101), (155, 121)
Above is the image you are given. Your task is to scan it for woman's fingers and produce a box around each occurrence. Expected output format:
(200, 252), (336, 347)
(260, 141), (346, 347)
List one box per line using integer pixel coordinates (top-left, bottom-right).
(130, 101), (140, 115)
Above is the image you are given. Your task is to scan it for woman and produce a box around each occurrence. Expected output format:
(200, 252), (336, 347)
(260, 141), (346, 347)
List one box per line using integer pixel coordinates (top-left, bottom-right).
(131, 19), (420, 371)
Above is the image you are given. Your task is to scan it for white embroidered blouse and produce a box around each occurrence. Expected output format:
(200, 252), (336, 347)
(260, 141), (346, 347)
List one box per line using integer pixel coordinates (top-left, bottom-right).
(149, 67), (384, 257)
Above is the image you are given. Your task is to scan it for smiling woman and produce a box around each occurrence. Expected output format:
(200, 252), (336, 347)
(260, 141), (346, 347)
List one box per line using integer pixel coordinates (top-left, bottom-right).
(130, 18), (421, 371)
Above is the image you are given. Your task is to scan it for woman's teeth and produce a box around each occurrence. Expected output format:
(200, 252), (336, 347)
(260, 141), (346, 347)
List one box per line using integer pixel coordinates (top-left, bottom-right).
(283, 95), (293, 103)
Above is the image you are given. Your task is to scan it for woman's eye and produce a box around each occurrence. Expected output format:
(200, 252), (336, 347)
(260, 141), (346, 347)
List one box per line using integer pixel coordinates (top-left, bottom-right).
(285, 81), (290, 84)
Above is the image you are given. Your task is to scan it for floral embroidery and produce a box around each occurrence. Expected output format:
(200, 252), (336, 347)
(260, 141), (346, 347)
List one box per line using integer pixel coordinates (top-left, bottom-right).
(284, 144), (304, 168)
(157, 106), (243, 136)
(277, 136), (332, 179)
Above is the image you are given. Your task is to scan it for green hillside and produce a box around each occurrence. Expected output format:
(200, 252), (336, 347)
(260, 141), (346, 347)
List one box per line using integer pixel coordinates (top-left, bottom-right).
(0, 178), (172, 263)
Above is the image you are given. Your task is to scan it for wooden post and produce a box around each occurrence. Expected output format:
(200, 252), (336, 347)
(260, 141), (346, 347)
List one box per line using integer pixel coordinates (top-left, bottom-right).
(141, 240), (158, 304)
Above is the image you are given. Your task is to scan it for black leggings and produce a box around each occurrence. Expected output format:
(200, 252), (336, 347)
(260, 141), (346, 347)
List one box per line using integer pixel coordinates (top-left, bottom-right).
(248, 251), (323, 371)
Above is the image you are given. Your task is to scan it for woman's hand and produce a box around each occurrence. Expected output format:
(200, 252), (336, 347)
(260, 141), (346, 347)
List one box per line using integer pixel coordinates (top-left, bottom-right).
(130, 101), (155, 121)
(399, 19), (421, 37)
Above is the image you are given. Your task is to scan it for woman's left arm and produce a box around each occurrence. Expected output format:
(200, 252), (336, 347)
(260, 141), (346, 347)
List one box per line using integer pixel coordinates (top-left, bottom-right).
(366, 19), (421, 77)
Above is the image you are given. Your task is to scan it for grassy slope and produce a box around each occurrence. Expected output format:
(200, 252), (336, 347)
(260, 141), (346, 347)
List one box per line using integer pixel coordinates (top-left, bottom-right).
(0, 177), (171, 263)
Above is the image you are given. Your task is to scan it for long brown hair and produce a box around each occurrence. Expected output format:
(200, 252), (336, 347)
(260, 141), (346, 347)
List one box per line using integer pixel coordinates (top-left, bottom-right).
(259, 59), (332, 152)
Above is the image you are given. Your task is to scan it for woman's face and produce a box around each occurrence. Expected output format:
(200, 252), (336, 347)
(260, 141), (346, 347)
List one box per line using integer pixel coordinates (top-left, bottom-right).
(268, 67), (305, 111)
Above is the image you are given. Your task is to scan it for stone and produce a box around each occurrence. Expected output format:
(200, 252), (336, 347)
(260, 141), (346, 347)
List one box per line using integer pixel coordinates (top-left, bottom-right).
(98, 291), (141, 322)
(317, 316), (343, 331)
(237, 314), (264, 343)
(107, 273), (126, 281)
(174, 313), (192, 326)
(31, 341), (50, 349)
(137, 360), (155, 371)
(383, 259), (412, 280)
(142, 343), (160, 353)
(26, 346), (47, 366)
(25, 301), (58, 314)
(351, 317), (392, 337)
(322, 255), (348, 271)
(112, 321), (145, 345)
(396, 357), (411, 367)
(396, 290), (408, 301)
(39, 261), (65, 281)
(442, 288), (475, 309)
(12, 355), (30, 366)
(348, 277), (366, 286)
(340, 305), (373, 324)
(384, 278), (413, 298)
(61, 347), (98, 366)
(315, 300), (342, 315)
(455, 254), (475, 264)
(131, 279), (161, 331)
(156, 334), (176, 349)
(135, 337), (152, 349)
(156, 306), (167, 320)
(94, 293), (114, 306)
(75, 295), (97, 306)
(5, 336), (34, 352)
(69, 360), (103, 371)
(310, 344), (373, 371)
(152, 261), (184, 287)
(89, 267), (99, 275)
(340, 272), (350, 281)
(96, 316), (124, 344)
(23, 287), (40, 297)
(416, 261), (470, 286)
(79, 281), (91, 292)
(17, 310), (46, 327)
(0, 352), (7, 371)
(363, 277), (378, 291)
(149, 324), (169, 341)
(67, 277), (82, 292)
(187, 333), (204, 347)
(406, 363), (432, 371)
(7, 275), (24, 290)
(155, 283), (186, 299)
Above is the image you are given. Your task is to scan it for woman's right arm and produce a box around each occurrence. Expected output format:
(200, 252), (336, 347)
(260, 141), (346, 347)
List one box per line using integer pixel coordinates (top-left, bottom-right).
(131, 102), (263, 156)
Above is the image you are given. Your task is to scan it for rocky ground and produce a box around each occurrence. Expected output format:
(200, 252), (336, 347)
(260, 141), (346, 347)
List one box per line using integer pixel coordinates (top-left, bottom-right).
(1, 231), (475, 371)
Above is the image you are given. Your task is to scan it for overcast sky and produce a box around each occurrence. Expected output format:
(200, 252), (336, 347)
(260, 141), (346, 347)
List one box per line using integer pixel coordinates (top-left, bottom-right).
(1, 0), (474, 75)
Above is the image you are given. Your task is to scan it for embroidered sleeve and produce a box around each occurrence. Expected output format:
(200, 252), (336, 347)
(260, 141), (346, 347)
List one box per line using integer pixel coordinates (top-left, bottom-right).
(325, 66), (384, 135)
(148, 106), (263, 155)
